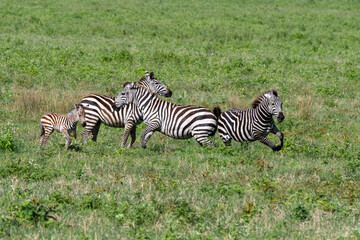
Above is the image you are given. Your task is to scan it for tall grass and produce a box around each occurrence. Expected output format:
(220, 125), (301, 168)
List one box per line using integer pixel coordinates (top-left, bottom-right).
(11, 84), (92, 120)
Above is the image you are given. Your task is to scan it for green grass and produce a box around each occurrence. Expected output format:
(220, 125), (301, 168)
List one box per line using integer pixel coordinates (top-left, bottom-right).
(1, 0), (360, 238)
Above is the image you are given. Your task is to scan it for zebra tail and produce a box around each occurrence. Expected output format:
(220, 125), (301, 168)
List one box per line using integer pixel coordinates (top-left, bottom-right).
(40, 124), (45, 136)
(213, 107), (222, 119)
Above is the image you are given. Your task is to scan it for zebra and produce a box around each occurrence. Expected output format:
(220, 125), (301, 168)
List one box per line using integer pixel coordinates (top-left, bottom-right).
(213, 90), (285, 151)
(113, 79), (217, 148)
(39, 104), (86, 150)
(79, 72), (172, 148)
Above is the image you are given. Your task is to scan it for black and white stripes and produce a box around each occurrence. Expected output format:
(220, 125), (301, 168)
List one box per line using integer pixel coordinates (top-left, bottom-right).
(114, 82), (217, 148)
(79, 72), (172, 148)
(39, 104), (86, 150)
(214, 90), (285, 151)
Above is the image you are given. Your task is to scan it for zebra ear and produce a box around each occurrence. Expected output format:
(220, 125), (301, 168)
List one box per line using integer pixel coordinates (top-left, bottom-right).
(150, 71), (154, 79)
(145, 72), (151, 80)
(74, 104), (78, 109)
(264, 93), (271, 99)
(123, 82), (131, 87)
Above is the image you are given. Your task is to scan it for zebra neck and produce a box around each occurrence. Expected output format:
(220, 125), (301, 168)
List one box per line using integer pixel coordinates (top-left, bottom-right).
(137, 90), (157, 111)
(257, 104), (273, 120)
(66, 110), (78, 124)
(66, 116), (78, 128)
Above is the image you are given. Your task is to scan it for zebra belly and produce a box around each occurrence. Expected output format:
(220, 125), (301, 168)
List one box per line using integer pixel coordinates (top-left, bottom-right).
(86, 107), (140, 128)
(161, 128), (192, 139)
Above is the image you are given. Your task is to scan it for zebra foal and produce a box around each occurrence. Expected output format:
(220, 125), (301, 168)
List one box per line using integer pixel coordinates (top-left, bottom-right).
(80, 71), (172, 148)
(113, 79), (217, 148)
(39, 104), (86, 150)
(214, 90), (285, 151)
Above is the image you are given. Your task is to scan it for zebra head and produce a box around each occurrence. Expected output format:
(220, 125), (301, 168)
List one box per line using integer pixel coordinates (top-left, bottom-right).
(264, 90), (285, 123)
(74, 104), (87, 127)
(113, 82), (138, 110)
(138, 71), (172, 97)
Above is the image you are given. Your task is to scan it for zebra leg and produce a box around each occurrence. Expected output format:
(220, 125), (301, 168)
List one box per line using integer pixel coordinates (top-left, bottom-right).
(219, 133), (232, 146)
(40, 128), (54, 148)
(61, 130), (72, 150)
(128, 125), (137, 148)
(38, 136), (44, 149)
(91, 121), (101, 142)
(82, 125), (93, 144)
(257, 136), (278, 151)
(141, 122), (160, 149)
(193, 133), (216, 147)
(72, 126), (77, 139)
(121, 121), (135, 148)
(271, 125), (284, 151)
(192, 129), (216, 147)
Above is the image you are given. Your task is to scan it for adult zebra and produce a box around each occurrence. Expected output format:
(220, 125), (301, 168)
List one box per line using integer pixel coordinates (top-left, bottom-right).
(80, 72), (172, 148)
(113, 79), (217, 148)
(213, 90), (285, 151)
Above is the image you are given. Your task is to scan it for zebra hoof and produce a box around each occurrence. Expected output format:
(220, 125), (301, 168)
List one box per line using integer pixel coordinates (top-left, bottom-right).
(273, 145), (282, 151)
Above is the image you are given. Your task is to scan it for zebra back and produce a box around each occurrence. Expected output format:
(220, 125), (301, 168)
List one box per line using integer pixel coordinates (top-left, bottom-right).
(40, 112), (76, 131)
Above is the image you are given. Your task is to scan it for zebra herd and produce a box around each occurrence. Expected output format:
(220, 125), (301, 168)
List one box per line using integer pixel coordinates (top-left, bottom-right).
(39, 71), (285, 151)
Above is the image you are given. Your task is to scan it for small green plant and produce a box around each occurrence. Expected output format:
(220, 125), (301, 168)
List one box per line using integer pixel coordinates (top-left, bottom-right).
(0, 122), (17, 151)
(292, 204), (310, 222)
(0, 159), (61, 181)
(242, 201), (259, 221)
(171, 199), (198, 224)
(200, 181), (244, 198)
(79, 194), (103, 210)
(5, 197), (56, 225)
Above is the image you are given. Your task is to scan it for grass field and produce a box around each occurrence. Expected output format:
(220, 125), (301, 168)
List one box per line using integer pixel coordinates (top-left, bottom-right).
(1, 0), (360, 238)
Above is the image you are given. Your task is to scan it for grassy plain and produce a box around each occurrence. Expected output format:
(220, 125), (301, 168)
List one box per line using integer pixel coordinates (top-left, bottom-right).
(1, 0), (360, 238)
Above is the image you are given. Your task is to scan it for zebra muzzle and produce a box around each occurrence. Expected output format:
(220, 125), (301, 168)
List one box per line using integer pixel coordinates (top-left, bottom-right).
(112, 103), (121, 111)
(277, 112), (285, 122)
(165, 89), (173, 97)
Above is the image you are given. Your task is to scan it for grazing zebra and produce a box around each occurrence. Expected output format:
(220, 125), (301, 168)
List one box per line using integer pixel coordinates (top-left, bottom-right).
(113, 80), (217, 148)
(213, 90), (285, 151)
(39, 104), (86, 150)
(79, 72), (172, 148)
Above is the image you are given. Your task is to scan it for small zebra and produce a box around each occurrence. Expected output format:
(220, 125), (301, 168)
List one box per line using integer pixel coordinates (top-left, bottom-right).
(80, 72), (172, 148)
(39, 104), (86, 150)
(113, 79), (217, 148)
(213, 90), (285, 151)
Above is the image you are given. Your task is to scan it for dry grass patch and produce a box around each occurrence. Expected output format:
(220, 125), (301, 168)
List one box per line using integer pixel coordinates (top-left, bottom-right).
(11, 84), (92, 121)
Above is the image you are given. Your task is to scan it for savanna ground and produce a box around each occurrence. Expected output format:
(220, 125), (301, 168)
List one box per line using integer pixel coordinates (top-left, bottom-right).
(1, 0), (360, 239)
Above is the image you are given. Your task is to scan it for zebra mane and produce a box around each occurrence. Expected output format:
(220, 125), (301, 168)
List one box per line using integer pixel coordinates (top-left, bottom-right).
(138, 76), (146, 82)
(67, 108), (76, 116)
(138, 71), (154, 83)
(251, 90), (278, 108)
(135, 82), (159, 96)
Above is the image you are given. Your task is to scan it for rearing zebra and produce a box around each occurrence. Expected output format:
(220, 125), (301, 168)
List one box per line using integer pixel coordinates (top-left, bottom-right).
(214, 90), (285, 151)
(80, 72), (172, 148)
(113, 79), (217, 148)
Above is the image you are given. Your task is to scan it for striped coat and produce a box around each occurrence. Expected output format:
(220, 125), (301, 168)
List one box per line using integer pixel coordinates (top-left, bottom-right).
(214, 90), (285, 151)
(39, 104), (86, 150)
(80, 72), (172, 148)
(114, 82), (217, 148)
